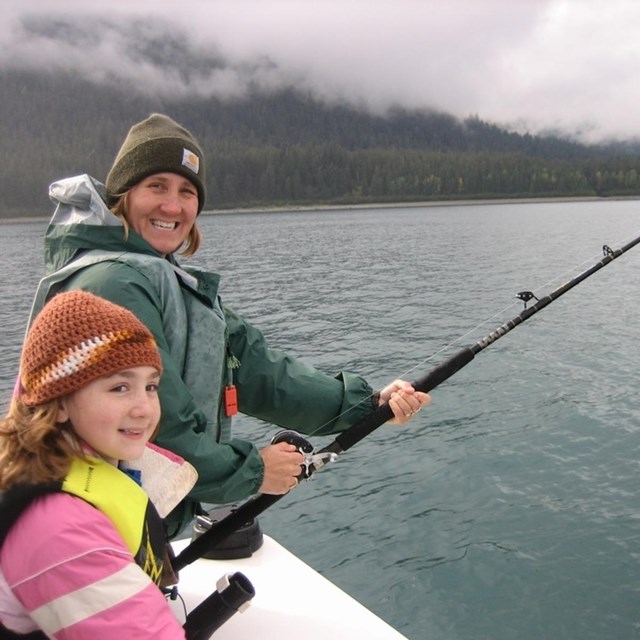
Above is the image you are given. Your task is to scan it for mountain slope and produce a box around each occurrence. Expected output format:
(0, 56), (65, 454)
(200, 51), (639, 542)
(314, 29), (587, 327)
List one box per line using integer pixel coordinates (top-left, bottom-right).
(1, 69), (639, 217)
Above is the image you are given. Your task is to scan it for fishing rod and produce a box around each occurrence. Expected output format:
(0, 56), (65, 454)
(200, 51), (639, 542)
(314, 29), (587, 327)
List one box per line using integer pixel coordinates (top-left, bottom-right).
(173, 232), (640, 572)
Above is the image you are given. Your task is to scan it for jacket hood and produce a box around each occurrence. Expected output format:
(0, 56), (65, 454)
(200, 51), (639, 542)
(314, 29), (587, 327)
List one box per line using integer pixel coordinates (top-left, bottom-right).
(44, 174), (161, 273)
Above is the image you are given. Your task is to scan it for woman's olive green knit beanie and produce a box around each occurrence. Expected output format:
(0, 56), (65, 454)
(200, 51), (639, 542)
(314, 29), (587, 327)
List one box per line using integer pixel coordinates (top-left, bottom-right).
(106, 113), (206, 213)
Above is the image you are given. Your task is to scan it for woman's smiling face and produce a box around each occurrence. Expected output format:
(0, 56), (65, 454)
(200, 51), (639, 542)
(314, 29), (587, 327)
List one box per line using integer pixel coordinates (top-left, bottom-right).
(125, 172), (199, 256)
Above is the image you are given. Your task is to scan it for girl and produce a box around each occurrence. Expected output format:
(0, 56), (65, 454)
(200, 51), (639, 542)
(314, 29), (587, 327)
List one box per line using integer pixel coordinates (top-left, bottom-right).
(0, 290), (191, 638)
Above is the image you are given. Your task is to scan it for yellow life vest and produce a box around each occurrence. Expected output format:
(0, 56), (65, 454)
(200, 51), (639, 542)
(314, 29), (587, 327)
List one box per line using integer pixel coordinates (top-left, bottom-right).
(62, 456), (167, 586)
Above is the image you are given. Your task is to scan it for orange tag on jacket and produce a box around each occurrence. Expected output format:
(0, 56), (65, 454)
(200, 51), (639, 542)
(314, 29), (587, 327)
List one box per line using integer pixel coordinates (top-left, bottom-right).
(224, 385), (238, 417)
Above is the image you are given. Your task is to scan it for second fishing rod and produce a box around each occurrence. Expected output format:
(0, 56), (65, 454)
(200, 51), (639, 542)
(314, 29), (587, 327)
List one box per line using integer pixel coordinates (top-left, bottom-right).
(173, 232), (640, 572)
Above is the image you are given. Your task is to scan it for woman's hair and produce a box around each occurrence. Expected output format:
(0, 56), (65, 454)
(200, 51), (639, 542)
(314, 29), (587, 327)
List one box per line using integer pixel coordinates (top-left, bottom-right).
(0, 399), (79, 490)
(111, 194), (202, 257)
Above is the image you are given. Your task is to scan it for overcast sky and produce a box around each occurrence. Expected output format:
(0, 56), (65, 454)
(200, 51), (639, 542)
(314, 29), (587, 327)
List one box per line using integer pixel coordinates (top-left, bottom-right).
(3, 0), (640, 143)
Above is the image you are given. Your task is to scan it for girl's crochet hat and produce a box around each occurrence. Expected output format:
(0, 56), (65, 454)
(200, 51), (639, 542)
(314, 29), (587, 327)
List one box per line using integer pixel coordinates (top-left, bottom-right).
(20, 291), (162, 406)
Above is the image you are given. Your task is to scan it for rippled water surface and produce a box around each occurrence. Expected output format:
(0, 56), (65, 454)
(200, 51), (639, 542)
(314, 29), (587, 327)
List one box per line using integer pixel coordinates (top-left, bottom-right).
(2, 200), (640, 639)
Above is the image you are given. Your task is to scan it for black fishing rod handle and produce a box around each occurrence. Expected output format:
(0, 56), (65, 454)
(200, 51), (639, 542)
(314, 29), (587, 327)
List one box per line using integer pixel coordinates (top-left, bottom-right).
(173, 493), (281, 572)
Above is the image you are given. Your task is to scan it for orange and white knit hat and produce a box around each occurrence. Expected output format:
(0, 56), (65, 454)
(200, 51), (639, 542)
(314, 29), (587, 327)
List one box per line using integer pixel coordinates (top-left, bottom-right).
(19, 291), (162, 406)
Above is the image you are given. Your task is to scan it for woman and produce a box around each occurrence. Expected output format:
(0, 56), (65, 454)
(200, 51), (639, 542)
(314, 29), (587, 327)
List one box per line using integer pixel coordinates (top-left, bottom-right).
(0, 290), (190, 638)
(30, 114), (430, 537)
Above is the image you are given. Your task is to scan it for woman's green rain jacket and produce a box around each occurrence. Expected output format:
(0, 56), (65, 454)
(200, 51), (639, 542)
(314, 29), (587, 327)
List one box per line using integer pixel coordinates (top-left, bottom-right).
(31, 175), (376, 537)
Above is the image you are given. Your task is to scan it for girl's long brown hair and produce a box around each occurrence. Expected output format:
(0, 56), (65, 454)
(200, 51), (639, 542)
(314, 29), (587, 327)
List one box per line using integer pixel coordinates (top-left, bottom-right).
(0, 400), (79, 490)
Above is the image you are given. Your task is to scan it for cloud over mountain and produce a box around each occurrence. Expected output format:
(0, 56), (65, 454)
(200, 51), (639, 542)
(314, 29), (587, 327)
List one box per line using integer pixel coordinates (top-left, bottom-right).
(3, 0), (640, 143)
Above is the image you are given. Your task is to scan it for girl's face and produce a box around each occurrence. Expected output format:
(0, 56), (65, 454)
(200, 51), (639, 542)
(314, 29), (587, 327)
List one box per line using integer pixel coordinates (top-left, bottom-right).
(125, 172), (199, 256)
(57, 366), (161, 465)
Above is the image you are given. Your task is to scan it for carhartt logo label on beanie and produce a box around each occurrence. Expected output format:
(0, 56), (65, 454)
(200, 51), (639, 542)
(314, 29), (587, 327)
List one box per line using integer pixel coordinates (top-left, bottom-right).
(182, 148), (200, 174)
(106, 113), (206, 213)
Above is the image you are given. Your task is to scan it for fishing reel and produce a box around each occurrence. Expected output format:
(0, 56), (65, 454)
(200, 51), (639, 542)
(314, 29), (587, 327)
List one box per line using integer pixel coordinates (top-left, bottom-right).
(271, 430), (337, 480)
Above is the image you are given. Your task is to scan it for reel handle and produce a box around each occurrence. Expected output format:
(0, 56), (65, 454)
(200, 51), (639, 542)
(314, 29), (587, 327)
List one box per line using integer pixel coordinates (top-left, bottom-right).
(271, 430), (315, 479)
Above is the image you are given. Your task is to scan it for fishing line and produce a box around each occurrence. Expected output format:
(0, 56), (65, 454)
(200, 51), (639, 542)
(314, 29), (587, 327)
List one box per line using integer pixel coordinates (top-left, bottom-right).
(303, 227), (640, 439)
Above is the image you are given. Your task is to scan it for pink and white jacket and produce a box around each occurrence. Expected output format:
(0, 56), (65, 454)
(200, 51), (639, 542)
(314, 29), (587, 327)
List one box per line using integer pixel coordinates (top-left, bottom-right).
(0, 445), (198, 638)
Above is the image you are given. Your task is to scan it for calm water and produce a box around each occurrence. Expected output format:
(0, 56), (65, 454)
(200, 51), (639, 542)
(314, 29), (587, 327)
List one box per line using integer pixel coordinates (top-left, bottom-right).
(2, 200), (640, 639)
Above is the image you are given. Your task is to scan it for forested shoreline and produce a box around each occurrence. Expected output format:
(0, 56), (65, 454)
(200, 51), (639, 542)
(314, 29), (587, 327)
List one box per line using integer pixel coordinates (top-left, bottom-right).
(3, 70), (640, 218)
